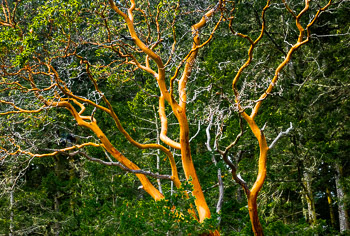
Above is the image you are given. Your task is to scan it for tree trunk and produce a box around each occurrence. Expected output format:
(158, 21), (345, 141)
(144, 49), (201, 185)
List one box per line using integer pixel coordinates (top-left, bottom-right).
(54, 193), (60, 236)
(335, 163), (349, 232)
(178, 114), (211, 222)
(303, 171), (317, 225)
(54, 156), (62, 236)
(240, 114), (268, 236)
(301, 194), (308, 222)
(235, 153), (243, 203)
(9, 188), (14, 236)
(248, 193), (264, 236)
(154, 109), (163, 194)
(8, 169), (14, 236)
(325, 186), (336, 228)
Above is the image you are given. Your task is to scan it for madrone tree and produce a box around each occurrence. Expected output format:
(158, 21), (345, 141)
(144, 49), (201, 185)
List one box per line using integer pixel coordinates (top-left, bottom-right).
(0, 0), (334, 235)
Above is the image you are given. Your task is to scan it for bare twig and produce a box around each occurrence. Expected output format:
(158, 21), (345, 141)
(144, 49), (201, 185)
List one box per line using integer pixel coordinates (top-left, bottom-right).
(269, 122), (293, 149)
(69, 151), (173, 180)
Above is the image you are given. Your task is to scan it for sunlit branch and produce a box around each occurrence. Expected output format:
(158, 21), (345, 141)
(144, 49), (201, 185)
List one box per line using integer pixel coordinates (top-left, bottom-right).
(68, 151), (173, 180)
(20, 72), (163, 197)
(159, 95), (181, 150)
(230, 0), (270, 114)
(0, 99), (47, 115)
(170, 8), (223, 105)
(164, 0), (180, 67)
(46, 98), (163, 199)
(0, 0), (20, 28)
(45, 65), (111, 115)
(108, 0), (167, 99)
(81, 61), (181, 187)
(2, 141), (102, 159)
(251, 0), (333, 119)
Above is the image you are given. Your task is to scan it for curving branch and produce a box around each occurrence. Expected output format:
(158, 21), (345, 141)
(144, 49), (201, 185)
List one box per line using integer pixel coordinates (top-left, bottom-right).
(229, 1), (333, 235)
(251, 0), (333, 119)
(230, 0), (270, 115)
(68, 151), (173, 180)
(269, 122), (293, 149)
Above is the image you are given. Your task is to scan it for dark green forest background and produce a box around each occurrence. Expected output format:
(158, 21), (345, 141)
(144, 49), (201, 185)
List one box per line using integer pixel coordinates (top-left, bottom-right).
(0, 0), (349, 235)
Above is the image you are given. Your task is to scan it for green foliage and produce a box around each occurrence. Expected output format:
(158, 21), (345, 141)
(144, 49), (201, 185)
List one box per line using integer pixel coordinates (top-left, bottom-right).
(1, 0), (349, 235)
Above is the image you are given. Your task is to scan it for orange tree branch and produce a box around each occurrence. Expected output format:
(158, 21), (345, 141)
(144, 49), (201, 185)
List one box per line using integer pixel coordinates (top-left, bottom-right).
(304, 0), (333, 42)
(282, 0), (297, 18)
(108, 0), (169, 102)
(37, 59), (180, 189)
(68, 151), (174, 180)
(22, 68), (165, 199)
(229, 2), (333, 234)
(155, 3), (162, 46)
(171, 7), (223, 107)
(109, 0), (223, 225)
(36, 51), (178, 187)
(82, 61), (181, 187)
(42, 96), (164, 200)
(1, 0), (8, 21)
(0, 79), (56, 93)
(0, 100), (47, 115)
(41, 64), (112, 114)
(158, 95), (182, 150)
(164, 0), (180, 67)
(230, 0), (270, 114)
(251, 0), (333, 119)
(169, 2), (223, 223)
(13, 142), (102, 158)
(239, 112), (268, 236)
(108, 0), (182, 149)
(0, 0), (14, 27)
(0, 20), (11, 26)
(240, 112), (268, 197)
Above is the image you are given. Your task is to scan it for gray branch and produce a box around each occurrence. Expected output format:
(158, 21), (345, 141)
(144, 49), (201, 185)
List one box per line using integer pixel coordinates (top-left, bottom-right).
(205, 112), (224, 220)
(269, 122), (293, 149)
(189, 120), (201, 143)
(68, 151), (172, 180)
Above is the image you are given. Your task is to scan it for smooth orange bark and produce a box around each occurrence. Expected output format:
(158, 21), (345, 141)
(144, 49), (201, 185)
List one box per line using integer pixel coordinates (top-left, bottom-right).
(1, 1), (333, 235)
(108, 0), (222, 224)
(229, 1), (332, 235)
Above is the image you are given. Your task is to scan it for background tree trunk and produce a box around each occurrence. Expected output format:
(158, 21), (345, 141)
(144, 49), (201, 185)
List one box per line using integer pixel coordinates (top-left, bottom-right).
(301, 194), (308, 223)
(335, 163), (349, 233)
(326, 186), (336, 228)
(9, 187), (14, 236)
(303, 171), (317, 225)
